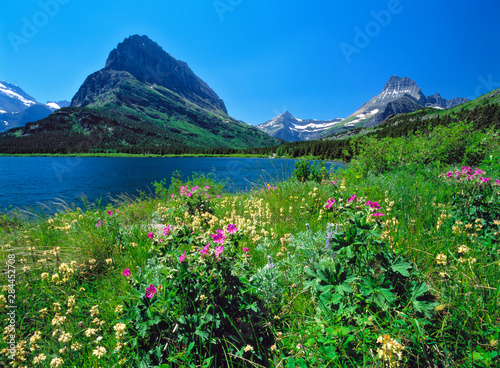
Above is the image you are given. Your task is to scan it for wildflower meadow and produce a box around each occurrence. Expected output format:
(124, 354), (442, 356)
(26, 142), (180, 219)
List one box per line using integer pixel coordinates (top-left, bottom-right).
(1, 157), (500, 367)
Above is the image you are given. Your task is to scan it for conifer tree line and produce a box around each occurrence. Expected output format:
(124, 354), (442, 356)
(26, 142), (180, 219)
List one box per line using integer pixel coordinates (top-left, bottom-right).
(0, 101), (498, 158)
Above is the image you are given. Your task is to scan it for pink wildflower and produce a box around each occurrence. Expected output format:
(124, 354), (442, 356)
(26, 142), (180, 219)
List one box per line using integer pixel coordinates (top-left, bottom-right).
(324, 197), (335, 209)
(205, 185), (210, 190)
(95, 219), (101, 228)
(372, 213), (385, 217)
(348, 194), (357, 203)
(199, 244), (210, 255)
(145, 284), (157, 299)
(122, 269), (130, 276)
(215, 245), (224, 258)
(170, 194), (174, 198)
(366, 201), (380, 209)
(480, 177), (491, 183)
(164, 225), (170, 236)
(227, 224), (238, 233)
(242, 247), (249, 253)
(107, 210), (113, 216)
(148, 232), (154, 239)
(179, 251), (186, 263)
(211, 229), (226, 244)
(446, 171), (453, 178)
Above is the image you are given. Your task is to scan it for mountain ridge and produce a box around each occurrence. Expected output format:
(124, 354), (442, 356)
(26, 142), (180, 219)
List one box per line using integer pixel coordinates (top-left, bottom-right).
(257, 111), (343, 141)
(0, 81), (69, 132)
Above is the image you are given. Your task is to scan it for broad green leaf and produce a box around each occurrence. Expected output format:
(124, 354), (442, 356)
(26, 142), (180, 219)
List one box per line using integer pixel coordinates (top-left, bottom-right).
(391, 258), (412, 277)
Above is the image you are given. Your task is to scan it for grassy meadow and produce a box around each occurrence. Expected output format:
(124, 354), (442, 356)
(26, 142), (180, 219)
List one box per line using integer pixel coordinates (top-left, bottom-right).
(1, 131), (500, 367)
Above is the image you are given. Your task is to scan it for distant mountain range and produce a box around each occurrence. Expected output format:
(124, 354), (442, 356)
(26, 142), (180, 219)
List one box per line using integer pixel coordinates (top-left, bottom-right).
(258, 75), (469, 141)
(0, 35), (280, 154)
(0, 81), (70, 132)
(257, 112), (342, 142)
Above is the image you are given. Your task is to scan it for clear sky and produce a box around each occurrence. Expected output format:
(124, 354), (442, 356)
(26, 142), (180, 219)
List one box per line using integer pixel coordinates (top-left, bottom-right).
(1, 0), (499, 125)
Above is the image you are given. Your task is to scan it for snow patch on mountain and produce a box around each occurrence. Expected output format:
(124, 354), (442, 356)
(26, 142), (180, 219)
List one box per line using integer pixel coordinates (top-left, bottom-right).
(0, 87), (36, 108)
(47, 102), (61, 110)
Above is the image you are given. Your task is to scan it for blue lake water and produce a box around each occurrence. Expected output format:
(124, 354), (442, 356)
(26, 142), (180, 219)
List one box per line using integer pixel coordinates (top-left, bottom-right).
(0, 157), (345, 212)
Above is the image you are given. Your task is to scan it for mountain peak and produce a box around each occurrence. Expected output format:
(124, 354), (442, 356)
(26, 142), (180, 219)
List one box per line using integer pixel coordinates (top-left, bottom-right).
(278, 111), (294, 119)
(103, 35), (227, 113)
(383, 75), (419, 91)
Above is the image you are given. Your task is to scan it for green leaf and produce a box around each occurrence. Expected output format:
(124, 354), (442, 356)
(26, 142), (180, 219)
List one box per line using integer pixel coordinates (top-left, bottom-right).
(371, 287), (395, 310)
(391, 258), (412, 277)
(411, 282), (429, 299)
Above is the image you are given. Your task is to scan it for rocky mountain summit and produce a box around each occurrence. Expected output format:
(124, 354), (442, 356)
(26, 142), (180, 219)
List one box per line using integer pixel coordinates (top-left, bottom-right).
(320, 75), (469, 137)
(257, 111), (343, 141)
(72, 35), (226, 113)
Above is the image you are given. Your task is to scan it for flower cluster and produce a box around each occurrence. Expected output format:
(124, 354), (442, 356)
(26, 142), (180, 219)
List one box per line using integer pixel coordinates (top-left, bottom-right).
(444, 166), (500, 185)
(253, 184), (277, 196)
(179, 184), (213, 199)
(376, 334), (405, 367)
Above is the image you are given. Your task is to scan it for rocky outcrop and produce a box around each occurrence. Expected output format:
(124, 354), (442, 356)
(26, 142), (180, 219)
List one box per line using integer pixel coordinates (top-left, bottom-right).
(425, 93), (469, 109)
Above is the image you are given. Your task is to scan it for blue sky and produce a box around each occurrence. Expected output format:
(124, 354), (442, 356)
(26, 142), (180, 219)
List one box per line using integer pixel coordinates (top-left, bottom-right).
(1, 0), (499, 125)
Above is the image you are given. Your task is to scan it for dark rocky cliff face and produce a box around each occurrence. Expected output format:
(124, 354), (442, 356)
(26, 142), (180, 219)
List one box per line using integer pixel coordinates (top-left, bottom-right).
(366, 96), (423, 127)
(103, 35), (227, 113)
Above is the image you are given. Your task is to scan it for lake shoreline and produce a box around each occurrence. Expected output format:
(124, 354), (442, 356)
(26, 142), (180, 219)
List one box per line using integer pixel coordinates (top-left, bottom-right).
(0, 152), (345, 163)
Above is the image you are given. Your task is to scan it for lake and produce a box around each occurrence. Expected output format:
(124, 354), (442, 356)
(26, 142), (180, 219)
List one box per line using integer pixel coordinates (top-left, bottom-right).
(0, 157), (345, 212)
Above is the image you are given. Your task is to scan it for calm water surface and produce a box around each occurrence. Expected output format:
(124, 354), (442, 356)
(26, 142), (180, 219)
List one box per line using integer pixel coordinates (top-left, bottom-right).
(0, 157), (345, 212)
